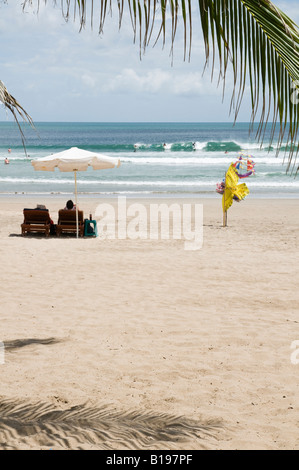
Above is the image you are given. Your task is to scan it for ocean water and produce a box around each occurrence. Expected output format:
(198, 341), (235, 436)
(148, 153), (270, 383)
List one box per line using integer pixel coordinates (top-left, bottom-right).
(0, 121), (298, 198)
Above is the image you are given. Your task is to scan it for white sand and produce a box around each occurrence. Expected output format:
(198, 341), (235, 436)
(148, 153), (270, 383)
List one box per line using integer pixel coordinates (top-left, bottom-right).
(0, 196), (298, 450)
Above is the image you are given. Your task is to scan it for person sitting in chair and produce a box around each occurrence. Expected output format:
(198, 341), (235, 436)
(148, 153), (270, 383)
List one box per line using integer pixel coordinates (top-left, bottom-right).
(64, 199), (76, 210)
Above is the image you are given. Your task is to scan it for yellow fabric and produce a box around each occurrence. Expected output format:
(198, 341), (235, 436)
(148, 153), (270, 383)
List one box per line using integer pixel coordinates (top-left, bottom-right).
(222, 164), (249, 211)
(226, 163), (239, 187)
(234, 183), (249, 200)
(222, 188), (234, 211)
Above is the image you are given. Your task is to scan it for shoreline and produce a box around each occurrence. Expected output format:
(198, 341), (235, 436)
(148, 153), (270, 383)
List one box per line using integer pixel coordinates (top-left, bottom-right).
(0, 191), (299, 200)
(1, 194), (299, 212)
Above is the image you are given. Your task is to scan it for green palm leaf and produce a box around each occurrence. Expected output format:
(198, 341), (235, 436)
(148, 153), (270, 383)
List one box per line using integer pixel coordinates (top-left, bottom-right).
(20, 1), (299, 172)
(0, 81), (34, 157)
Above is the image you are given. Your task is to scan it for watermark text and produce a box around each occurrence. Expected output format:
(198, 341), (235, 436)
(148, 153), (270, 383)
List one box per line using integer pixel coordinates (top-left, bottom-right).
(291, 81), (299, 105)
(95, 197), (203, 250)
(0, 342), (4, 365)
(290, 340), (299, 365)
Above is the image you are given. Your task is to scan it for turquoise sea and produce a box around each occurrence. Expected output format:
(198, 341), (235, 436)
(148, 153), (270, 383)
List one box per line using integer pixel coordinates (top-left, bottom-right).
(0, 121), (298, 198)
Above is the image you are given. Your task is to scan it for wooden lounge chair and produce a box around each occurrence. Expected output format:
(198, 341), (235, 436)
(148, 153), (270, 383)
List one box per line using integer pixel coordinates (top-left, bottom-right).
(21, 209), (52, 237)
(56, 210), (84, 237)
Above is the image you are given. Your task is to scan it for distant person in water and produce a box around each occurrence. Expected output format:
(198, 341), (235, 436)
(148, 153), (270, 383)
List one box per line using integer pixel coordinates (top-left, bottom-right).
(8, 148), (11, 153)
(4, 157), (9, 164)
(64, 200), (76, 210)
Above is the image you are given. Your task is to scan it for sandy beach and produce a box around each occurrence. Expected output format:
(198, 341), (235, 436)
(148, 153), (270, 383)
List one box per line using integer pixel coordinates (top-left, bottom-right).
(0, 195), (298, 450)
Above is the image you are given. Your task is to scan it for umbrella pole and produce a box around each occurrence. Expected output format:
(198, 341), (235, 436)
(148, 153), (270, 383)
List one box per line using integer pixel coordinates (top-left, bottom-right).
(223, 171), (227, 227)
(74, 170), (79, 238)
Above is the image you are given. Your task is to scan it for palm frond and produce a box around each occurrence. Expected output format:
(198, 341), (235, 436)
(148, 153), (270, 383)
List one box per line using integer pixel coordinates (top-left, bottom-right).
(21, 1), (299, 172)
(0, 81), (34, 157)
(0, 399), (221, 449)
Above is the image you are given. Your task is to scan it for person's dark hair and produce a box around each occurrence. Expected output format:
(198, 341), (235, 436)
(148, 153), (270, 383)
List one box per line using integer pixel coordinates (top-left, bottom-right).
(66, 200), (74, 210)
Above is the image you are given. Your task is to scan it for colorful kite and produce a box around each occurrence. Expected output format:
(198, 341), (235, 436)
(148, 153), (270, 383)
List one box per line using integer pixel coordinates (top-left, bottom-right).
(217, 154), (255, 226)
(233, 154), (256, 178)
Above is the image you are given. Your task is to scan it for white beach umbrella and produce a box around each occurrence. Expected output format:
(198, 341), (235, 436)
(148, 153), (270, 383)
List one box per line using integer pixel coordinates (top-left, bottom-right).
(32, 147), (121, 238)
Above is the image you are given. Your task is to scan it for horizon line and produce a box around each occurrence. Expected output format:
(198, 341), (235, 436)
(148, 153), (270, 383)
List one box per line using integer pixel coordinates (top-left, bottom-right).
(0, 120), (273, 125)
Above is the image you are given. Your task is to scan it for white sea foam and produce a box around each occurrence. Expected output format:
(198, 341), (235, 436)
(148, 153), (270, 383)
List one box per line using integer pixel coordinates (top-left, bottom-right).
(163, 143), (172, 150)
(192, 141), (208, 151)
(120, 155), (285, 166)
(247, 181), (299, 188)
(0, 177), (75, 184)
(1, 177), (297, 189)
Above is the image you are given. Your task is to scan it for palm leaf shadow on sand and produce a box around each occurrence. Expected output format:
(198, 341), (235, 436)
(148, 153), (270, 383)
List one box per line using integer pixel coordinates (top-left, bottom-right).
(0, 400), (222, 450)
(4, 338), (61, 351)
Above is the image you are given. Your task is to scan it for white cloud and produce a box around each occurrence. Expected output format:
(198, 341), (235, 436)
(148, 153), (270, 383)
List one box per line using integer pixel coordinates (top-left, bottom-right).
(274, 1), (299, 24)
(81, 73), (97, 88)
(105, 68), (169, 94)
(104, 67), (223, 97)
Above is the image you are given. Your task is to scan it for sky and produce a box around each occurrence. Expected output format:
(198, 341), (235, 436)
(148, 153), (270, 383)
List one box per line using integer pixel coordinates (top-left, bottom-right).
(0, 0), (298, 123)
